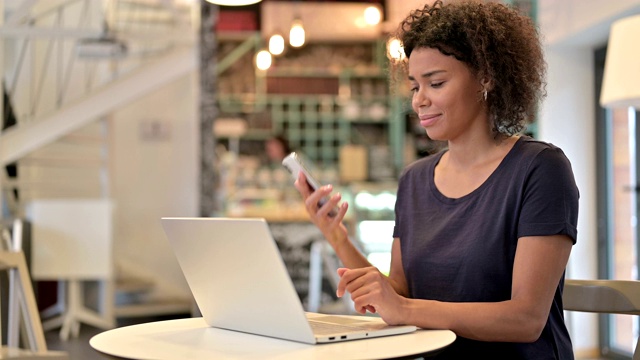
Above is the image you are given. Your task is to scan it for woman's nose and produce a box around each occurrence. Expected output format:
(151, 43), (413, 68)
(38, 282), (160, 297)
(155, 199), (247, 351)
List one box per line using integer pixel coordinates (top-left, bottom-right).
(412, 90), (430, 109)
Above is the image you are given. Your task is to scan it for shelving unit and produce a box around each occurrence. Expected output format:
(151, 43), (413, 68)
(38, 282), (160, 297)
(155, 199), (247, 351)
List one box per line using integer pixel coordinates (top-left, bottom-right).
(270, 95), (348, 165)
(218, 80), (402, 169)
(215, 37), (410, 176)
(217, 95), (392, 166)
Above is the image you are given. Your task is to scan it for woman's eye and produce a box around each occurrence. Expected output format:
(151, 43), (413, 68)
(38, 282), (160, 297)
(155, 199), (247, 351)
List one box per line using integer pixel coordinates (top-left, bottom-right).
(431, 81), (444, 88)
(410, 85), (419, 93)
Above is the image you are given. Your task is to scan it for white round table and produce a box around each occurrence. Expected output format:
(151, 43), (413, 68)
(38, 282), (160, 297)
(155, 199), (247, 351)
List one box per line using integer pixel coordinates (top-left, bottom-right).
(90, 317), (456, 359)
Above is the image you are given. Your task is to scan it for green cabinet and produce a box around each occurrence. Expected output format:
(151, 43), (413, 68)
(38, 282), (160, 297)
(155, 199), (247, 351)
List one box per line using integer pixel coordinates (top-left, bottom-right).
(216, 39), (408, 177)
(217, 70), (405, 176)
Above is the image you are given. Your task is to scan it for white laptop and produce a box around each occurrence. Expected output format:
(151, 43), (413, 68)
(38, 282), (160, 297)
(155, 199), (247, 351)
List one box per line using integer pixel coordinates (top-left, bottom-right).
(161, 217), (417, 344)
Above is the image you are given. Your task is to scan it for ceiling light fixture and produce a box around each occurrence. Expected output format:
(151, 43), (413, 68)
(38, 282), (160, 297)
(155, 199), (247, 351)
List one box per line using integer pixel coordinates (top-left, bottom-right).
(256, 49), (272, 71)
(289, 19), (305, 48)
(364, 6), (382, 26)
(387, 37), (405, 61)
(205, 0), (262, 6)
(269, 33), (285, 56)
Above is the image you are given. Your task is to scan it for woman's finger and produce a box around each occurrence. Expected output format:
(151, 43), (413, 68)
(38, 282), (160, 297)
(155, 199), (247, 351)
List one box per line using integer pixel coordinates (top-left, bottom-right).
(294, 172), (313, 198)
(316, 192), (341, 218)
(304, 185), (333, 215)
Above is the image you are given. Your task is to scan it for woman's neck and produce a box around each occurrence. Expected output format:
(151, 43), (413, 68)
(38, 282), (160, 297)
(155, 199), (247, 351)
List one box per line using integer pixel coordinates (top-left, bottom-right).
(444, 132), (517, 170)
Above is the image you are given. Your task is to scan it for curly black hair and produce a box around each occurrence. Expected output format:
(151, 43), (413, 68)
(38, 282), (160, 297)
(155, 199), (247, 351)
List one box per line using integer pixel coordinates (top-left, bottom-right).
(395, 0), (546, 137)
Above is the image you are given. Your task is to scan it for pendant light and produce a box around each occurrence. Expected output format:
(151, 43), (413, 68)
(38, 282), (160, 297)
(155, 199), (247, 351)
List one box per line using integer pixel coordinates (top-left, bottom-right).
(256, 49), (272, 71)
(289, 18), (305, 48)
(268, 33), (285, 55)
(364, 6), (382, 26)
(387, 37), (405, 61)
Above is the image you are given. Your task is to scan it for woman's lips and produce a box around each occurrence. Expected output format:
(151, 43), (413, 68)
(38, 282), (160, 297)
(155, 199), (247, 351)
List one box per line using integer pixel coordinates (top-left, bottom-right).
(419, 113), (441, 127)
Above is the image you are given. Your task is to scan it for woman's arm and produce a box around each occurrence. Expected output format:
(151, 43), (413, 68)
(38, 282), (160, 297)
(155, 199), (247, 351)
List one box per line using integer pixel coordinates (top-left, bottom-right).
(295, 173), (410, 300)
(388, 237), (409, 297)
(334, 237), (407, 320)
(398, 234), (573, 342)
(294, 173), (369, 269)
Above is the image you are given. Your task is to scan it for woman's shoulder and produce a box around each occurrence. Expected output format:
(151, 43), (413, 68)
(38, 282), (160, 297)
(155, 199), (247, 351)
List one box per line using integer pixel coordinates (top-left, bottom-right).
(514, 136), (570, 162)
(513, 136), (575, 177)
(517, 135), (559, 151)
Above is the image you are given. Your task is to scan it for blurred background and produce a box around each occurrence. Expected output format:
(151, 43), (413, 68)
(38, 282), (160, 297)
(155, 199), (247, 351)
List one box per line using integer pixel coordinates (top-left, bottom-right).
(1, 1), (639, 359)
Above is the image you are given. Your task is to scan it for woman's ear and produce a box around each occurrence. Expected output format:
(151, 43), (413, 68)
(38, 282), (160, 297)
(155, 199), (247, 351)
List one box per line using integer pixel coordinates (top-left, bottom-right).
(480, 77), (494, 92)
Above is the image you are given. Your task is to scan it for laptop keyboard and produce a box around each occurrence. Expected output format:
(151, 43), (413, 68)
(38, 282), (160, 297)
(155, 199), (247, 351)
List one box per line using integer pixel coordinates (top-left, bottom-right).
(308, 316), (387, 335)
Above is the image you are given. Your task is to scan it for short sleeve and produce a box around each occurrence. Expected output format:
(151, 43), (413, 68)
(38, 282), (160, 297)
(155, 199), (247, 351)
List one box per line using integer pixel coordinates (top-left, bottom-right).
(517, 147), (579, 243)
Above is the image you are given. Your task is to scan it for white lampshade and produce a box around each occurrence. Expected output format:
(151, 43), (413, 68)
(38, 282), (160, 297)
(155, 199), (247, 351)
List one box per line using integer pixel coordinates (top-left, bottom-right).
(600, 15), (640, 108)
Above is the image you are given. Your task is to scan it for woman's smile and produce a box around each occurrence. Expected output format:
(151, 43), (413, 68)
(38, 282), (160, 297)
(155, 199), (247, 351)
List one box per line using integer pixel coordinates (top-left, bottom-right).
(418, 113), (442, 127)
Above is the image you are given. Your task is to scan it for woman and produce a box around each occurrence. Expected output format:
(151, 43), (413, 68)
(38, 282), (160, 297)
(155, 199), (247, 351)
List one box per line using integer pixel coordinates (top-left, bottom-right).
(265, 134), (292, 165)
(295, 1), (578, 358)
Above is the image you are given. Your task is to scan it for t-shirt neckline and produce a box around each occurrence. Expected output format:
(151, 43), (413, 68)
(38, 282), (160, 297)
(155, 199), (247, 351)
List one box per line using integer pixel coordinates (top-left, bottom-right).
(429, 136), (526, 204)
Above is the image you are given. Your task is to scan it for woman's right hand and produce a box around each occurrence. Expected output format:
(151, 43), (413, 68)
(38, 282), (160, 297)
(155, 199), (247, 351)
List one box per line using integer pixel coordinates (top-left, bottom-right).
(294, 172), (350, 248)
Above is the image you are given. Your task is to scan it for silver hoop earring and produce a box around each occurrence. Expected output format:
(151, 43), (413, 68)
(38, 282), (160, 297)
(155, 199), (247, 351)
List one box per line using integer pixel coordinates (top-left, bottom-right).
(483, 89), (488, 101)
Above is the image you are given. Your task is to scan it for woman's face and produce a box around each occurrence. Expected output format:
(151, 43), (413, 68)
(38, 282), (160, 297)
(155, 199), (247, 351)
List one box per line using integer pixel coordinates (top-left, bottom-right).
(266, 139), (286, 162)
(408, 47), (487, 142)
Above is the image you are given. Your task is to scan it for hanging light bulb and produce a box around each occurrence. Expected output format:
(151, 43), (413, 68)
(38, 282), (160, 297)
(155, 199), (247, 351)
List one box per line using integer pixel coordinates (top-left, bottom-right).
(269, 34), (285, 55)
(364, 6), (382, 26)
(256, 49), (272, 71)
(289, 19), (305, 48)
(387, 37), (405, 61)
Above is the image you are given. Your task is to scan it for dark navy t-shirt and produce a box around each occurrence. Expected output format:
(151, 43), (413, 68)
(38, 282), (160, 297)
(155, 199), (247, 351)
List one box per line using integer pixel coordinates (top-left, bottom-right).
(393, 136), (578, 359)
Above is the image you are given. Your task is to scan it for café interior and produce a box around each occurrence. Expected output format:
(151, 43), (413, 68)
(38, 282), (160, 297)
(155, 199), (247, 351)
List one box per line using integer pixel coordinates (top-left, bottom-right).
(2, 0), (640, 358)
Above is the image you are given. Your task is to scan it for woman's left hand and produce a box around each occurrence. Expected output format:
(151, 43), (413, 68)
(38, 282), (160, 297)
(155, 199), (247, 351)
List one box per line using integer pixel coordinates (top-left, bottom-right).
(336, 267), (408, 326)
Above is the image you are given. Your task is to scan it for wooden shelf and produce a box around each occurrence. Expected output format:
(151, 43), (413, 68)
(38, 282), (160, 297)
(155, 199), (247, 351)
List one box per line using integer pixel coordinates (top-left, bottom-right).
(215, 38), (405, 171)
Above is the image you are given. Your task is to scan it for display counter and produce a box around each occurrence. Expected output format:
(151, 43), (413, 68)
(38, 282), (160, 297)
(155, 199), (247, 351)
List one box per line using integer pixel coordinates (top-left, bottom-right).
(222, 180), (397, 312)
(225, 202), (311, 223)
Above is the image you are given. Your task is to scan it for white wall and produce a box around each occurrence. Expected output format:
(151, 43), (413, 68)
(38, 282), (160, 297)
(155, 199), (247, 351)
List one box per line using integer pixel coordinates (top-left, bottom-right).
(538, 0), (640, 355)
(2, 2), (199, 301)
(540, 46), (599, 353)
(111, 72), (199, 298)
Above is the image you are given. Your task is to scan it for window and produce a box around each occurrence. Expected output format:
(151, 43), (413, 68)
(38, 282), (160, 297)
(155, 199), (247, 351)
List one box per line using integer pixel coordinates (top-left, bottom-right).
(596, 46), (640, 358)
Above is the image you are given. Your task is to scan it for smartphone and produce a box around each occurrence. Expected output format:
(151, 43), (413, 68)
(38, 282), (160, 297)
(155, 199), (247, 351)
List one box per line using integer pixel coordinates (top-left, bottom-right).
(282, 152), (337, 217)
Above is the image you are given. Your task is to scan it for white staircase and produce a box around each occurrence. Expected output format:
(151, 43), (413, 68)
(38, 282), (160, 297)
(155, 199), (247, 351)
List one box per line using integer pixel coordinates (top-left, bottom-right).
(0, 46), (197, 167)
